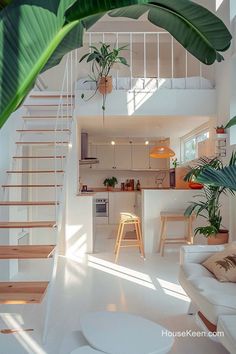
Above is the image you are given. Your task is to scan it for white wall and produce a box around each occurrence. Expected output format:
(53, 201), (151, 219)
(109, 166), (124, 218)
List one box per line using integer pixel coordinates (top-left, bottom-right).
(64, 118), (94, 257)
(76, 89), (216, 117)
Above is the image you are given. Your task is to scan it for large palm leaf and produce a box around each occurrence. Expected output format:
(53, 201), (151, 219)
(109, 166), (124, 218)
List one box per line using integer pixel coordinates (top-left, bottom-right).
(197, 166), (236, 191)
(0, 0), (232, 128)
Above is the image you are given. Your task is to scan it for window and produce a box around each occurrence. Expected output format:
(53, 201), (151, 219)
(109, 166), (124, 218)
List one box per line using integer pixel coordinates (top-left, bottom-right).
(182, 131), (209, 163)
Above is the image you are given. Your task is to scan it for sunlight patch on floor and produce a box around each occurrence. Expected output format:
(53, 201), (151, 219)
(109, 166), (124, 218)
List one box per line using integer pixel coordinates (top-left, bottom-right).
(156, 277), (190, 302)
(88, 255), (156, 290)
(1, 314), (46, 354)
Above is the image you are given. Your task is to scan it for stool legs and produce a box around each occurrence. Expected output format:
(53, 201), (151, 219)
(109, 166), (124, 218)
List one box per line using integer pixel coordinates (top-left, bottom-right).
(158, 215), (194, 256)
(114, 223), (124, 263)
(158, 217), (167, 257)
(114, 222), (122, 254)
(114, 218), (145, 263)
(137, 221), (145, 259)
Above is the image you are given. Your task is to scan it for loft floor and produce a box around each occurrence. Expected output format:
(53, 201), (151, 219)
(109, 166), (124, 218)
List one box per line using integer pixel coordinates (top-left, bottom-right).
(0, 230), (227, 354)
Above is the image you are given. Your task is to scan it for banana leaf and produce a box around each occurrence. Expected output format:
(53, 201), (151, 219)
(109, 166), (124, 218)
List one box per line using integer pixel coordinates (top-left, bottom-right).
(197, 166), (236, 191)
(0, 0), (232, 128)
(225, 116), (236, 129)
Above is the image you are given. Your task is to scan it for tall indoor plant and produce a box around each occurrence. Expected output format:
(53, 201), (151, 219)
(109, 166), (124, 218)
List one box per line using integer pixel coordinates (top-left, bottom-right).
(79, 42), (129, 110)
(184, 154), (236, 244)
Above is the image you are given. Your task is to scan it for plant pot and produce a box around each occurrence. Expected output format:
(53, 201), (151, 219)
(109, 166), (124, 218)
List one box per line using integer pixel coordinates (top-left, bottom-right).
(216, 128), (225, 134)
(207, 230), (229, 245)
(107, 186), (114, 191)
(188, 181), (204, 189)
(98, 76), (113, 94)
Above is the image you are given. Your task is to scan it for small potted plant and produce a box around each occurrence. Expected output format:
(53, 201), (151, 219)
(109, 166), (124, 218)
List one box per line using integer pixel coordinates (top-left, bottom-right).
(79, 42), (129, 111)
(172, 158), (179, 169)
(103, 177), (118, 191)
(216, 125), (225, 134)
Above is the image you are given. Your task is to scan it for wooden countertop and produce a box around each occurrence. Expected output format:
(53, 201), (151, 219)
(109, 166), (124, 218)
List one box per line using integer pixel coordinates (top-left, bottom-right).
(77, 187), (191, 196)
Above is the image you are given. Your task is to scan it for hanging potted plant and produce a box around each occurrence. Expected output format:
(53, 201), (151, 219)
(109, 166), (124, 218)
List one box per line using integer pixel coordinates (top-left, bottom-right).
(79, 42), (129, 111)
(184, 155), (236, 245)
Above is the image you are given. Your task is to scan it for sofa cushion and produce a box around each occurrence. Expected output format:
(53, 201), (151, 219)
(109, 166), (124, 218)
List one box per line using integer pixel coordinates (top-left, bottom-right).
(202, 244), (236, 282)
(182, 263), (214, 279)
(179, 265), (236, 324)
(217, 315), (236, 354)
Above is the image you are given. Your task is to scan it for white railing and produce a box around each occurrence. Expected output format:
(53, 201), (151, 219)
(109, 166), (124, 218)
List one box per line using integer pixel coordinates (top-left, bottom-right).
(78, 31), (215, 90)
(43, 51), (75, 342)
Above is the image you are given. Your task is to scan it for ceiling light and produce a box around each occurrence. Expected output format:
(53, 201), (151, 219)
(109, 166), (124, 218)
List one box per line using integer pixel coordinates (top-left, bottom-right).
(145, 140), (149, 145)
(150, 146), (175, 159)
(111, 141), (115, 145)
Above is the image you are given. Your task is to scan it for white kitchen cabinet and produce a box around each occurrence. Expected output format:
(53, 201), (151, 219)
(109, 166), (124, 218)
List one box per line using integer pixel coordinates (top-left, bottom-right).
(96, 145), (115, 170)
(109, 192), (136, 224)
(114, 145), (132, 170)
(149, 156), (169, 170)
(132, 145), (150, 170)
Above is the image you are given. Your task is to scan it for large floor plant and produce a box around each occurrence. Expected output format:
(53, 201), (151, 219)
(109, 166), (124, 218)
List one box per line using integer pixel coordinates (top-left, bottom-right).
(184, 154), (236, 244)
(0, 0), (232, 128)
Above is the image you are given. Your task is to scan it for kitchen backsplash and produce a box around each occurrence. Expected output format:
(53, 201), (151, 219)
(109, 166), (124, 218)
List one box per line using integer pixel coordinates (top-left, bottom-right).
(80, 169), (170, 188)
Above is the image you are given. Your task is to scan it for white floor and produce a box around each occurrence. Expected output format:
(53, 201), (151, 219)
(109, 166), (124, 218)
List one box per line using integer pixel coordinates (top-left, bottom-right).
(0, 225), (228, 354)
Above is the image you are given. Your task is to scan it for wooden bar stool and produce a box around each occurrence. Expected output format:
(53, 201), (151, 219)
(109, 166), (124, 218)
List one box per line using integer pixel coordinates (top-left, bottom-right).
(158, 211), (195, 256)
(114, 212), (145, 263)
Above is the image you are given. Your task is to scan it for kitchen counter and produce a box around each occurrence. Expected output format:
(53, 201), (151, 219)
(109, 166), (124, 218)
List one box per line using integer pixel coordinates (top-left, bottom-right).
(78, 187), (191, 195)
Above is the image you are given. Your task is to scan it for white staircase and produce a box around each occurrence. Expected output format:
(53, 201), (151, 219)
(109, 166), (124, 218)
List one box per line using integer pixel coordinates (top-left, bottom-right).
(0, 54), (75, 336)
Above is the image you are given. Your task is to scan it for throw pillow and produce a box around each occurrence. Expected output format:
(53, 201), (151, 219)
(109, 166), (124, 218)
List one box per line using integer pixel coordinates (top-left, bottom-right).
(202, 244), (236, 282)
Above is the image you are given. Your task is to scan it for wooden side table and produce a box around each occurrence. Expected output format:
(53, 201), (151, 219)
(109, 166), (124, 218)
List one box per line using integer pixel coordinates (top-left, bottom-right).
(158, 211), (195, 256)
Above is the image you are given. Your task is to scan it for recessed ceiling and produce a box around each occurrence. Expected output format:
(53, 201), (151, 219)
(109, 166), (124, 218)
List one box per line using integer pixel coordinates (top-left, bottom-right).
(78, 115), (212, 140)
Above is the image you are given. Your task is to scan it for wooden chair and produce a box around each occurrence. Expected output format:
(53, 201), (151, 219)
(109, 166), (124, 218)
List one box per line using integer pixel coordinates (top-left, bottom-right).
(158, 211), (195, 256)
(114, 212), (145, 263)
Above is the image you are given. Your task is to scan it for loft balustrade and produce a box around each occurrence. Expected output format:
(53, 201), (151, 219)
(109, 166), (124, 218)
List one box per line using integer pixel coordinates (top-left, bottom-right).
(75, 31), (215, 91)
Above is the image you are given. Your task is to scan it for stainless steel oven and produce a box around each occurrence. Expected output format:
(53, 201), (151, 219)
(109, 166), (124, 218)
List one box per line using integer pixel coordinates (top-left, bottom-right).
(95, 198), (109, 217)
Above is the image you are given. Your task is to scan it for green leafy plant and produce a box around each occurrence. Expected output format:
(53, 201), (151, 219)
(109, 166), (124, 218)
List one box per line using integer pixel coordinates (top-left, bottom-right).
(225, 116), (236, 129)
(103, 177), (118, 188)
(184, 154), (236, 238)
(79, 42), (129, 110)
(0, 0), (232, 128)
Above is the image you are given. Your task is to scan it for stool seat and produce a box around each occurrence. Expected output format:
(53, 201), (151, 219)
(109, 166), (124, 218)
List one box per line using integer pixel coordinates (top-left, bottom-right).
(120, 212), (139, 222)
(114, 212), (144, 262)
(158, 210), (195, 256)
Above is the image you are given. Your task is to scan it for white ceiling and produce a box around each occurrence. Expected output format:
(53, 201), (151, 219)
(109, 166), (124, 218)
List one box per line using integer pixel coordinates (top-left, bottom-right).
(78, 115), (211, 140)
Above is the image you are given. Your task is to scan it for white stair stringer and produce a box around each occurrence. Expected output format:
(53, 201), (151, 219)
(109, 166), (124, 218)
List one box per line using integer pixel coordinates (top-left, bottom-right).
(0, 52), (75, 343)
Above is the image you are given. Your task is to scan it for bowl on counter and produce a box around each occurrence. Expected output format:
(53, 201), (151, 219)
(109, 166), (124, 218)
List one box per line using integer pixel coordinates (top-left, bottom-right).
(188, 182), (204, 189)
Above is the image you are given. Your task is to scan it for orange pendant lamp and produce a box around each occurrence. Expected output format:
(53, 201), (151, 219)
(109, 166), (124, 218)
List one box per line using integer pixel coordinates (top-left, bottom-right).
(150, 146), (175, 158)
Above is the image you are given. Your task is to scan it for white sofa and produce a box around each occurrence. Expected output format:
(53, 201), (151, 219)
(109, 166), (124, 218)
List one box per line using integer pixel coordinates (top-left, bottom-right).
(179, 245), (236, 353)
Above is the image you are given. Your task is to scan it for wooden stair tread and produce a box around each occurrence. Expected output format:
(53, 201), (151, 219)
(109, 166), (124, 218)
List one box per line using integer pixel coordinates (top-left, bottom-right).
(17, 129), (70, 132)
(23, 103), (73, 106)
(13, 156), (66, 159)
(16, 141), (69, 145)
(0, 281), (49, 304)
(7, 170), (64, 173)
(0, 245), (55, 259)
(2, 184), (62, 188)
(29, 94), (74, 98)
(0, 221), (56, 228)
(22, 116), (72, 119)
(0, 201), (59, 206)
